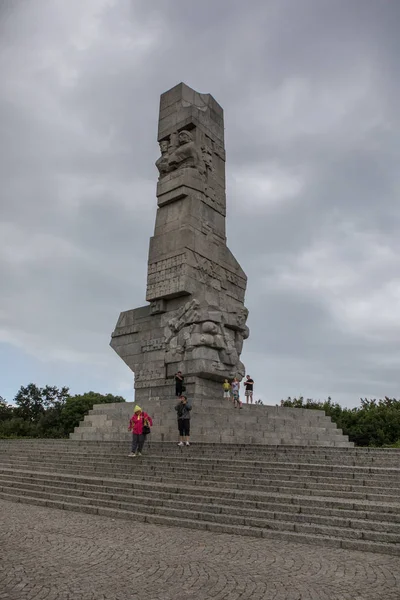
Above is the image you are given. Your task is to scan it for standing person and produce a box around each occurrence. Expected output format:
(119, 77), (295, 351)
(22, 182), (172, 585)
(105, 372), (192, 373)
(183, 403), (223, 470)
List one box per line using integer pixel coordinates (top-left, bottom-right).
(222, 379), (231, 400)
(244, 375), (254, 404)
(231, 378), (242, 409)
(175, 371), (184, 396)
(128, 405), (153, 457)
(175, 395), (192, 446)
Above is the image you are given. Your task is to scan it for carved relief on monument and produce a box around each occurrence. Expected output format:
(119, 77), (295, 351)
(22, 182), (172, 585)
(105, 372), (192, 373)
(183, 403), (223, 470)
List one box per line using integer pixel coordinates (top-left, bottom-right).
(189, 251), (247, 302)
(150, 299), (167, 315)
(155, 127), (226, 217)
(163, 298), (249, 378)
(169, 130), (203, 173)
(141, 338), (166, 353)
(156, 130), (204, 180)
(146, 253), (188, 300)
(155, 139), (171, 178)
(135, 367), (165, 382)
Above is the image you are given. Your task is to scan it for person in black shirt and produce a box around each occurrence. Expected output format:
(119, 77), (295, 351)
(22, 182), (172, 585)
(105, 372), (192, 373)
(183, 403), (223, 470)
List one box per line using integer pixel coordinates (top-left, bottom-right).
(175, 371), (184, 396)
(175, 395), (192, 446)
(244, 375), (254, 404)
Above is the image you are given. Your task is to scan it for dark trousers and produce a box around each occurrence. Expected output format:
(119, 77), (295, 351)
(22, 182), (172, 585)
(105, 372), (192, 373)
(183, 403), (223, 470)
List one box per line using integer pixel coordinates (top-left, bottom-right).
(176, 384), (182, 396)
(131, 433), (145, 453)
(178, 419), (190, 437)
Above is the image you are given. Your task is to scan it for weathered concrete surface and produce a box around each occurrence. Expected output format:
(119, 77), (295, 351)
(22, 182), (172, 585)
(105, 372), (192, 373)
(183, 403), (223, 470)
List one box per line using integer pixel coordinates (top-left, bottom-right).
(110, 83), (249, 403)
(1, 499), (399, 600)
(71, 400), (354, 446)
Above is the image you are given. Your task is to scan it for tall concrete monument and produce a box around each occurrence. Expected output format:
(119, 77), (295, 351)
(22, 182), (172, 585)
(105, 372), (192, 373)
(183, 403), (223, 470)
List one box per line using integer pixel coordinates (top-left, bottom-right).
(110, 83), (249, 402)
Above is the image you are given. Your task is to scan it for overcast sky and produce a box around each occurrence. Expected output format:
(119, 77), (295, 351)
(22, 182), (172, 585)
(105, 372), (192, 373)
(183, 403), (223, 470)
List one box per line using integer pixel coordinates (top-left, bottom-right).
(1, 0), (399, 407)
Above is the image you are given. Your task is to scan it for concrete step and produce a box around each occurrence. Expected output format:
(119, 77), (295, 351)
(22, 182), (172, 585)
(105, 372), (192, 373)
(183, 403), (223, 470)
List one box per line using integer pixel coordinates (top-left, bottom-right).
(1, 441), (397, 464)
(1, 460), (399, 502)
(3, 449), (399, 476)
(83, 422), (344, 434)
(3, 445), (399, 465)
(0, 448), (400, 468)
(70, 432), (350, 446)
(2, 481), (400, 541)
(3, 467), (400, 513)
(2, 454), (400, 486)
(0, 480), (399, 556)
(2, 472), (400, 522)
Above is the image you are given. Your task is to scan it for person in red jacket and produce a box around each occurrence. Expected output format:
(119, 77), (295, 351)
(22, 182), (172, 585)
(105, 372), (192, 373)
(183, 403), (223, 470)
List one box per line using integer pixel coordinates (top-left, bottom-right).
(128, 405), (153, 457)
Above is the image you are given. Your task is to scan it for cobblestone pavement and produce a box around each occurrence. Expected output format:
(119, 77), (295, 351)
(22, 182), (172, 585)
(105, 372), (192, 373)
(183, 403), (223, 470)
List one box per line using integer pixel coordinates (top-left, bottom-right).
(1, 500), (399, 600)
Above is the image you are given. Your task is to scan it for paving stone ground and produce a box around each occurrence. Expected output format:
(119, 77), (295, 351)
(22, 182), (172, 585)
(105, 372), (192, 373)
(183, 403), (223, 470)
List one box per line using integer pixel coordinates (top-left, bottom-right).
(1, 499), (399, 600)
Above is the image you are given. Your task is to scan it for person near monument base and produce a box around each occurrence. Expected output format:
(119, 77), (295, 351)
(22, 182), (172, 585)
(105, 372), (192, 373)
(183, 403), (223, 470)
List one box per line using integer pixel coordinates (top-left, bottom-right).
(231, 378), (242, 409)
(128, 405), (153, 457)
(175, 395), (192, 446)
(223, 379), (231, 399)
(244, 375), (254, 404)
(175, 371), (184, 396)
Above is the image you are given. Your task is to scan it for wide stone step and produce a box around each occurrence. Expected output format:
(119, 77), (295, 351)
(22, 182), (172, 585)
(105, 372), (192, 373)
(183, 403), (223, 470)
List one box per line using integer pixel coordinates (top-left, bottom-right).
(1, 460), (399, 502)
(0, 439), (387, 450)
(2, 440), (393, 454)
(4, 453), (400, 490)
(88, 422), (342, 434)
(2, 475), (400, 531)
(3, 467), (400, 513)
(2, 452), (396, 470)
(71, 431), (351, 446)
(2, 443), (398, 465)
(3, 449), (399, 474)
(1, 486), (399, 556)
(2, 481), (400, 541)
(2, 455), (400, 487)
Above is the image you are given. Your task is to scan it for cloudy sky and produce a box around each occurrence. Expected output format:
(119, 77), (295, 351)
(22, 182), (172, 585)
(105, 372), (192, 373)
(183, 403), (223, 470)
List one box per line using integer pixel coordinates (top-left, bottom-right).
(1, 0), (399, 407)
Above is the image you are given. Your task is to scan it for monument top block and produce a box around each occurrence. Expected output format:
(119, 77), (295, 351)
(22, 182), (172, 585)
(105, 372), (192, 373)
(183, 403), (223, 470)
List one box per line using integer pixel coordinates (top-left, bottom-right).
(158, 82), (224, 144)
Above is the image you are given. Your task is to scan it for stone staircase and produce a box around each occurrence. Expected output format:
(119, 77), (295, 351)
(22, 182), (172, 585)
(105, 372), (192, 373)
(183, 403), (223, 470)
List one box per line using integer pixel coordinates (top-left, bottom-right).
(1, 440), (399, 556)
(70, 400), (354, 446)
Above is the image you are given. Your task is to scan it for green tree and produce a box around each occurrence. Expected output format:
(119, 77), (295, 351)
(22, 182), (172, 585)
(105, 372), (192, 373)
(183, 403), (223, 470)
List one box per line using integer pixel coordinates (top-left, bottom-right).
(60, 391), (126, 435)
(0, 397), (14, 422)
(14, 384), (69, 423)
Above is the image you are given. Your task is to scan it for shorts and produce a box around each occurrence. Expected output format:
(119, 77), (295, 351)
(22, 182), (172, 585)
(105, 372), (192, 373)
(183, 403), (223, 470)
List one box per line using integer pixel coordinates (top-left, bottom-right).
(232, 392), (239, 401)
(178, 419), (190, 437)
(223, 391), (230, 399)
(245, 390), (253, 396)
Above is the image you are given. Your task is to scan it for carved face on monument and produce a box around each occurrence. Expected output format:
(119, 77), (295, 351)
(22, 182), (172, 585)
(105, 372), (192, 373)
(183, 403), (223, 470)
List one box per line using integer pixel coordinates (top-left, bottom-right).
(178, 130), (193, 145)
(159, 140), (169, 154)
(236, 308), (249, 328)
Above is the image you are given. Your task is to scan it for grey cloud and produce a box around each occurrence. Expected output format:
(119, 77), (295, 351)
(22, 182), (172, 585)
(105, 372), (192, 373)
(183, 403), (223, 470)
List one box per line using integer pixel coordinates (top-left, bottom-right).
(1, 0), (399, 405)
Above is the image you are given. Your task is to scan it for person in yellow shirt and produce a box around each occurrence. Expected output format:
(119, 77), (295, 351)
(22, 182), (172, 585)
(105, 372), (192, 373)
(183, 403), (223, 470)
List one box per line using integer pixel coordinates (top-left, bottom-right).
(222, 379), (231, 400)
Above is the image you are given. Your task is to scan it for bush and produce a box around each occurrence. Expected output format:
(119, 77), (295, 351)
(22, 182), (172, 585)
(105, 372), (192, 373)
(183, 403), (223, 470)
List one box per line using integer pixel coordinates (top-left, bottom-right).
(60, 391), (126, 435)
(0, 417), (38, 438)
(280, 396), (400, 447)
(0, 386), (126, 439)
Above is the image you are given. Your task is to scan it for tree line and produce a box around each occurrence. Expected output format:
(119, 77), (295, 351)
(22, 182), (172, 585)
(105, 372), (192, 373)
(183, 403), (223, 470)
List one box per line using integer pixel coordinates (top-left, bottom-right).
(1, 384), (400, 446)
(0, 384), (126, 438)
(281, 396), (400, 447)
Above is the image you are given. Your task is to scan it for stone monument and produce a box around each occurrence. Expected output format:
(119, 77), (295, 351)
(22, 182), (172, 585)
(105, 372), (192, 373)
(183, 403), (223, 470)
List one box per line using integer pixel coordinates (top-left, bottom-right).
(110, 83), (249, 403)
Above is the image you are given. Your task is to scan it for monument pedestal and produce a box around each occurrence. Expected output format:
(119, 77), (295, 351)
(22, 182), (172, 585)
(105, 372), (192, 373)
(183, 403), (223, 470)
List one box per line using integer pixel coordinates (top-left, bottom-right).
(70, 400), (354, 447)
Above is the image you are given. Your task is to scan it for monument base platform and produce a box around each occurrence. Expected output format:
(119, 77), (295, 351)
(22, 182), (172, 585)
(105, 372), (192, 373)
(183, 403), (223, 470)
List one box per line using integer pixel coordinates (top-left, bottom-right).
(70, 399), (353, 447)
